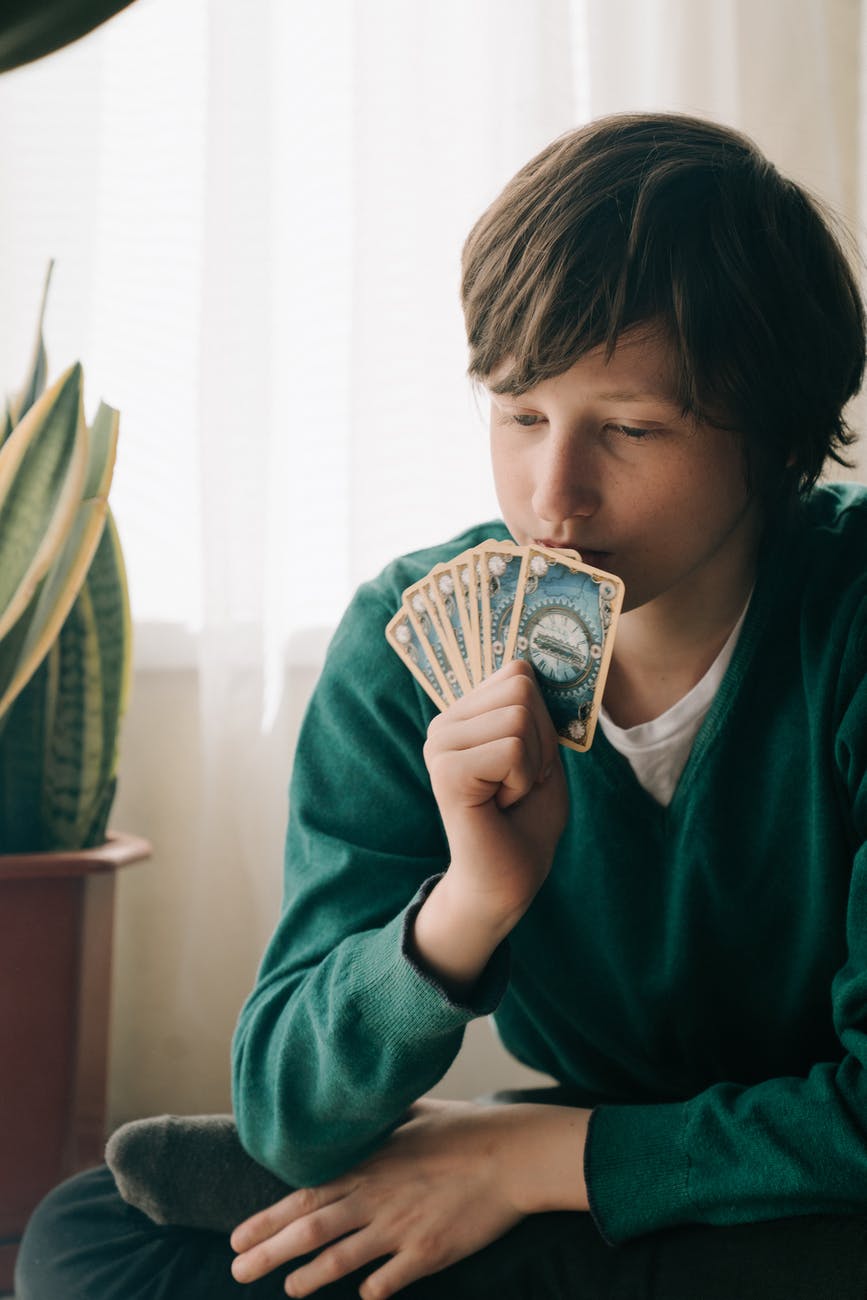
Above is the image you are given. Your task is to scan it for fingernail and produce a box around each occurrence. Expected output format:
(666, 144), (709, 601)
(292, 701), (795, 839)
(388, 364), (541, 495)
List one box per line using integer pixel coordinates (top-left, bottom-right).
(539, 764), (552, 783)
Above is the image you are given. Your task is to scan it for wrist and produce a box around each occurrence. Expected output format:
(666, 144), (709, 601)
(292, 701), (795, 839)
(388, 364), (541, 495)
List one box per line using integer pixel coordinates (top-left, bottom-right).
(436, 858), (532, 940)
(498, 1104), (591, 1215)
(409, 874), (508, 998)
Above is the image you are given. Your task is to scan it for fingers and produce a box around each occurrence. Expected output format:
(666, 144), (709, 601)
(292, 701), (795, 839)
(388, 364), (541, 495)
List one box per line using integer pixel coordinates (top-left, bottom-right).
(358, 1251), (444, 1300)
(438, 659), (542, 724)
(425, 662), (558, 809)
(231, 1184), (332, 1252)
(283, 1225), (384, 1297)
(231, 1187), (361, 1285)
(431, 736), (542, 811)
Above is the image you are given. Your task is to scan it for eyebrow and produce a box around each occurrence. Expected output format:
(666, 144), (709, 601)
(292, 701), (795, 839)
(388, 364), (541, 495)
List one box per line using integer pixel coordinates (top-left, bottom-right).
(490, 387), (681, 406)
(595, 390), (681, 404)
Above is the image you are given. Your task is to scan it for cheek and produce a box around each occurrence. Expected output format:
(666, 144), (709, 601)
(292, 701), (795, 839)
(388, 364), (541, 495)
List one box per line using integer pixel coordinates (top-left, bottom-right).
(666, 447), (749, 521)
(695, 433), (753, 504)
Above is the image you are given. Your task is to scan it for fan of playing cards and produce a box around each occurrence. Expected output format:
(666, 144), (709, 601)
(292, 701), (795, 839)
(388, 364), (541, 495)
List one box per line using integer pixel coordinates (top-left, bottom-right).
(386, 541), (625, 751)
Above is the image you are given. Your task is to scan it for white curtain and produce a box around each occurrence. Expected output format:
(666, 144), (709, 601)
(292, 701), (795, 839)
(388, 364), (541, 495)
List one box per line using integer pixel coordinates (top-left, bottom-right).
(0, 0), (864, 1116)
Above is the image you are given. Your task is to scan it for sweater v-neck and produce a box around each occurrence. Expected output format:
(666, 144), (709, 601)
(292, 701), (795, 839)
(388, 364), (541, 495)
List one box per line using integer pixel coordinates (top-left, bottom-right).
(589, 506), (795, 820)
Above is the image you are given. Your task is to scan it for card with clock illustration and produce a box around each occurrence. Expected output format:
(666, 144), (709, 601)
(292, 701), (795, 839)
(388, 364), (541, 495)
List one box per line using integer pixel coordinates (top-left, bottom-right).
(386, 540), (625, 751)
(505, 545), (624, 750)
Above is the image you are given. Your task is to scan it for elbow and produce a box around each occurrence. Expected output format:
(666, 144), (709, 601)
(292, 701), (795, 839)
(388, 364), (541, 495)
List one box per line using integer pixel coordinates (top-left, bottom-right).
(233, 1048), (358, 1189)
(235, 1105), (369, 1190)
(233, 1085), (390, 1190)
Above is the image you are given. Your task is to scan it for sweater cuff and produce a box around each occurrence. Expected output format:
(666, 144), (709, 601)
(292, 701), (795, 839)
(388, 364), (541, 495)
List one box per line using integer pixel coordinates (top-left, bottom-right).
(584, 1100), (692, 1244)
(400, 874), (511, 1016)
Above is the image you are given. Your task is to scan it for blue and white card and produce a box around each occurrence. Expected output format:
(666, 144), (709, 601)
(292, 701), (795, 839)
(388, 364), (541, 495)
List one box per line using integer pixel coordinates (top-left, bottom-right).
(479, 542), (522, 676)
(504, 546), (624, 750)
(385, 609), (451, 709)
(429, 563), (476, 689)
(404, 580), (466, 699)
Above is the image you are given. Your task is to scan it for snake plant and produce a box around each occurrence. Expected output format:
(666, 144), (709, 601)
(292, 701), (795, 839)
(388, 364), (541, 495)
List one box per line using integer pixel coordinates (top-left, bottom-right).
(0, 265), (131, 852)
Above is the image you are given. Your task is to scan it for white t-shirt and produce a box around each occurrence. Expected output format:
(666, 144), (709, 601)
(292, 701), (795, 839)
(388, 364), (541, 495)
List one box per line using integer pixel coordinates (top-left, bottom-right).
(599, 602), (751, 807)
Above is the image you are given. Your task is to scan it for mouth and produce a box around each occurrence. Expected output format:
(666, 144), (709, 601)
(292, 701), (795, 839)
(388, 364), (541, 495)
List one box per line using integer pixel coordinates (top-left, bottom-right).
(535, 539), (612, 568)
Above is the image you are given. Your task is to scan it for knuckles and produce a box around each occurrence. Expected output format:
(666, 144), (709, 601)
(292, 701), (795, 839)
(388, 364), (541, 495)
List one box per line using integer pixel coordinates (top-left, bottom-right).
(500, 733), (531, 770)
(360, 1281), (388, 1300)
(502, 672), (540, 709)
(317, 1242), (355, 1283)
(294, 1218), (325, 1254)
(502, 702), (536, 739)
(497, 657), (534, 675)
(293, 1185), (321, 1217)
(413, 1227), (448, 1264)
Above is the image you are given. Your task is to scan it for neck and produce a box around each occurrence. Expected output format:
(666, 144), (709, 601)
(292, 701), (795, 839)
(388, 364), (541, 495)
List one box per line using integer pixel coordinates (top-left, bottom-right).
(604, 507), (763, 728)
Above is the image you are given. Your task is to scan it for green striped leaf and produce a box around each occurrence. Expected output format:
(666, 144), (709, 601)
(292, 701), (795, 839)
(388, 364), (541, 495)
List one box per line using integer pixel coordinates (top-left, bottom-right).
(41, 583), (105, 850)
(0, 511), (129, 852)
(0, 362), (88, 642)
(0, 499), (108, 721)
(84, 400), (119, 497)
(0, 597), (40, 721)
(0, 401), (119, 722)
(0, 402), (13, 454)
(72, 508), (130, 844)
(89, 508), (131, 769)
(0, 647), (57, 852)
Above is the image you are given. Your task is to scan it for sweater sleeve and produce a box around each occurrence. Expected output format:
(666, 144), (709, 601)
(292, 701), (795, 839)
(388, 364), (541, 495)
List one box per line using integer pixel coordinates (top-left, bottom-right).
(585, 606), (867, 1244)
(231, 578), (509, 1187)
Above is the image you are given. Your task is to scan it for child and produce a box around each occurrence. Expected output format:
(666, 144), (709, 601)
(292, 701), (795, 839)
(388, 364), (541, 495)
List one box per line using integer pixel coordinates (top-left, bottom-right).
(16, 112), (867, 1300)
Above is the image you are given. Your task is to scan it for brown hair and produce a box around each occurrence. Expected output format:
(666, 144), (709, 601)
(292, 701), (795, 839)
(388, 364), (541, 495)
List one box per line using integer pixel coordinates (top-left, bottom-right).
(461, 112), (865, 493)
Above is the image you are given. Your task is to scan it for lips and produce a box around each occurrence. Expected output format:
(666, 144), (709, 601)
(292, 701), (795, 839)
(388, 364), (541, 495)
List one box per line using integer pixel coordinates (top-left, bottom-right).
(535, 538), (612, 566)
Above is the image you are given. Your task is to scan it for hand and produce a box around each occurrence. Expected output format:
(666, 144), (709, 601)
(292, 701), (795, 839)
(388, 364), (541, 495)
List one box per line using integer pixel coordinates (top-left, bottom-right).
(423, 660), (568, 934)
(230, 1097), (588, 1298)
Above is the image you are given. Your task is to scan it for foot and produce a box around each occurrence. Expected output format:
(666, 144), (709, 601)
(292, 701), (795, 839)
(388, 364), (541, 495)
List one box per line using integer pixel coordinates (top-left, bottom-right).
(105, 1113), (293, 1233)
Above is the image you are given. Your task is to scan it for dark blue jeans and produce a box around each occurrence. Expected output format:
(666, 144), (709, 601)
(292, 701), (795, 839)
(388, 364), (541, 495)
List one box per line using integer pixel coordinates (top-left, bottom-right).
(15, 1160), (867, 1300)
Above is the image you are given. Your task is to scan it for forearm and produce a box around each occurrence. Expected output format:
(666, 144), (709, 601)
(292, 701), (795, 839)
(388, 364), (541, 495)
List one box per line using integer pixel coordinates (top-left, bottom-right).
(419, 661), (569, 994)
(494, 1103), (591, 1215)
(408, 871), (516, 998)
(233, 881), (510, 1186)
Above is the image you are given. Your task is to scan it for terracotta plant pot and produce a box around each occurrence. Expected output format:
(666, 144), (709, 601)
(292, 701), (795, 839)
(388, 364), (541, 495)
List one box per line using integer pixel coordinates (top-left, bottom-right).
(0, 830), (151, 1290)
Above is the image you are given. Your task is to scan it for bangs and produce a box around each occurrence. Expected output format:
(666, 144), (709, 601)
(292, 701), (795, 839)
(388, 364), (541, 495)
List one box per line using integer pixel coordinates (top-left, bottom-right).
(461, 113), (865, 492)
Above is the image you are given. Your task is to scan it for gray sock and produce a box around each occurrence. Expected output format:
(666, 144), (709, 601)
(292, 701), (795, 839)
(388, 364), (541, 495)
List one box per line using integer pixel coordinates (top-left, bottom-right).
(105, 1113), (293, 1233)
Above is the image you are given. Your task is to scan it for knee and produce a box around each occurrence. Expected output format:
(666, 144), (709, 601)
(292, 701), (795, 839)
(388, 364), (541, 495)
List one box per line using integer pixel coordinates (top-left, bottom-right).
(15, 1166), (113, 1300)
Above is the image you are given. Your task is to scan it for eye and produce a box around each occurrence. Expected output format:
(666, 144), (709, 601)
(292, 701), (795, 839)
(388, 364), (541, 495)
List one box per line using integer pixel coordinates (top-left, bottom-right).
(509, 413), (544, 428)
(607, 423), (657, 440)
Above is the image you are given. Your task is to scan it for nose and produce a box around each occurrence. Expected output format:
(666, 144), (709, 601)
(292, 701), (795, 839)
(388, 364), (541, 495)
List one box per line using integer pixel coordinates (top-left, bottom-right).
(531, 428), (600, 526)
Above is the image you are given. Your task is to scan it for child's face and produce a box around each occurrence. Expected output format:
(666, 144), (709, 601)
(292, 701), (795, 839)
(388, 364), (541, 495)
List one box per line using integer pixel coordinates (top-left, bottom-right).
(486, 327), (763, 615)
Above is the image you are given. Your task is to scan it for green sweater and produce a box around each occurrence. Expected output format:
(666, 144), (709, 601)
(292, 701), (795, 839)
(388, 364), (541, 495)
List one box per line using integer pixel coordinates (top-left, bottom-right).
(232, 482), (867, 1246)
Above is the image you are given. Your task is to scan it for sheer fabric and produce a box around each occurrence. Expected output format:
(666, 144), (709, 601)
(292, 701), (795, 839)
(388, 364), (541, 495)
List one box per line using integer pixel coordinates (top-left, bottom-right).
(0, 0), (862, 1118)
